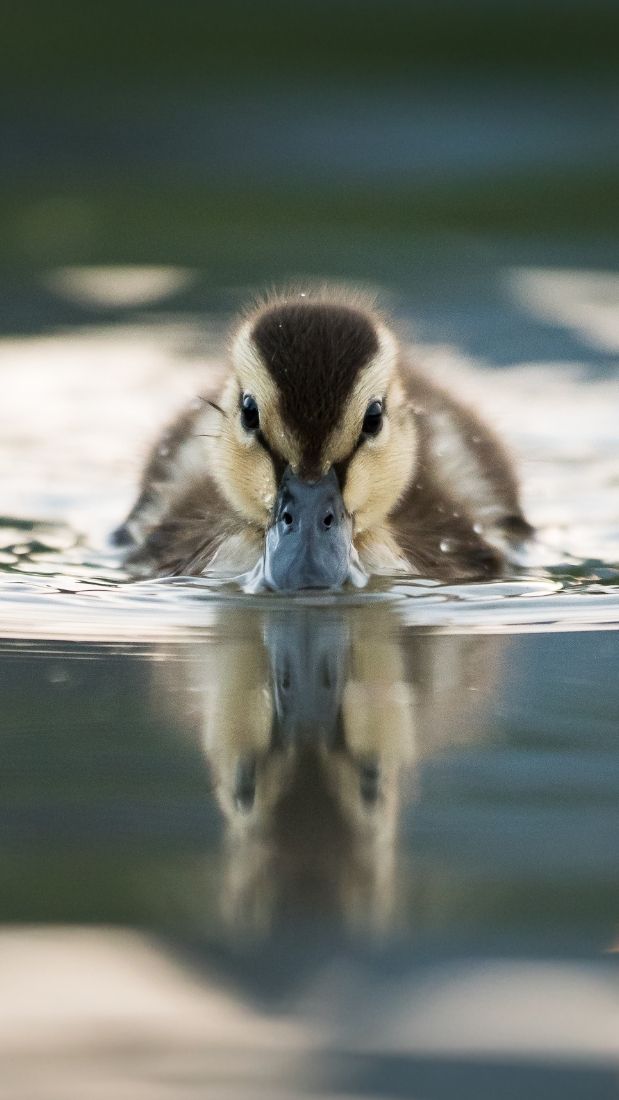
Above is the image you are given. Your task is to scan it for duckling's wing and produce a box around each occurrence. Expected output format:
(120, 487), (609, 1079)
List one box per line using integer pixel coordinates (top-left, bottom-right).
(111, 398), (213, 548)
(112, 396), (243, 576)
(393, 367), (531, 577)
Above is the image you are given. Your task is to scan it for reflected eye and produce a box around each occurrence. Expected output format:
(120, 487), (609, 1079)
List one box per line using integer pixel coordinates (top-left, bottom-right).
(362, 399), (383, 437)
(241, 393), (260, 432)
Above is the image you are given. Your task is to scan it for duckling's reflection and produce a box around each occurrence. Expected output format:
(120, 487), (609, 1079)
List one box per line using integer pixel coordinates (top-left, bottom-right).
(184, 602), (501, 939)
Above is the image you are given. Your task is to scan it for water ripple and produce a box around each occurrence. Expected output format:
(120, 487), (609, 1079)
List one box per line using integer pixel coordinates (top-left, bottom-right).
(1, 520), (618, 642)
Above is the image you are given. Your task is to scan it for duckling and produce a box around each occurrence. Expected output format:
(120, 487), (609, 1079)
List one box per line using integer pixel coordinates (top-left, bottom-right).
(115, 288), (531, 589)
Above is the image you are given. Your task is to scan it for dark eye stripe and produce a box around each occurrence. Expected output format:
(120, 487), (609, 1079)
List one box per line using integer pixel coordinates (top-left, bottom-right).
(239, 392), (286, 481)
(256, 431), (287, 483)
(333, 458), (351, 494)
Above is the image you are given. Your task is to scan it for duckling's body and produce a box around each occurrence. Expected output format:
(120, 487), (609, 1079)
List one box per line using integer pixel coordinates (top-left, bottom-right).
(116, 290), (530, 587)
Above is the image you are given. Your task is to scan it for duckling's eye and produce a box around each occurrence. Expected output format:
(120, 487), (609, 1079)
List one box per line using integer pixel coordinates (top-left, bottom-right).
(362, 399), (383, 437)
(240, 393), (260, 432)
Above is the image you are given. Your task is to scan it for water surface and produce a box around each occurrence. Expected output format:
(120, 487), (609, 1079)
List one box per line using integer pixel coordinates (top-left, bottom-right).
(1, 258), (618, 1099)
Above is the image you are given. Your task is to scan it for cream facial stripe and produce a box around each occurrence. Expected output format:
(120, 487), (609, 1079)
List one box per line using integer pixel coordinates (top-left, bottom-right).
(329, 328), (417, 533)
(229, 321), (302, 468)
(322, 325), (400, 466)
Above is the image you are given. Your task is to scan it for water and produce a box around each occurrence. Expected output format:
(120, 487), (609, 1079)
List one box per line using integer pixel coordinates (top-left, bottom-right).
(1, 259), (618, 1098)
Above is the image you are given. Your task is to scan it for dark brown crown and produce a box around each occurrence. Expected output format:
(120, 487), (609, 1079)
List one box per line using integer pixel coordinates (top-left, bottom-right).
(252, 301), (379, 470)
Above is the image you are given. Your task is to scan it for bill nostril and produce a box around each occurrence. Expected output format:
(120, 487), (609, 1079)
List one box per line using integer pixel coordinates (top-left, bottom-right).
(323, 512), (334, 529)
(282, 510), (293, 527)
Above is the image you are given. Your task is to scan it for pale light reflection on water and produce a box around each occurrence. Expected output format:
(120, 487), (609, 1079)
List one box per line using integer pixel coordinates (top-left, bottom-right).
(1, 264), (618, 1098)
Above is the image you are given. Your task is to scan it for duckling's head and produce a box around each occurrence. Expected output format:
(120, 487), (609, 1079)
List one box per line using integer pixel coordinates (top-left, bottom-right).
(213, 290), (416, 590)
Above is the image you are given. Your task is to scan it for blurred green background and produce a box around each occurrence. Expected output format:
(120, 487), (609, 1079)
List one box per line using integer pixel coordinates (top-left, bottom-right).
(1, 0), (618, 282)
